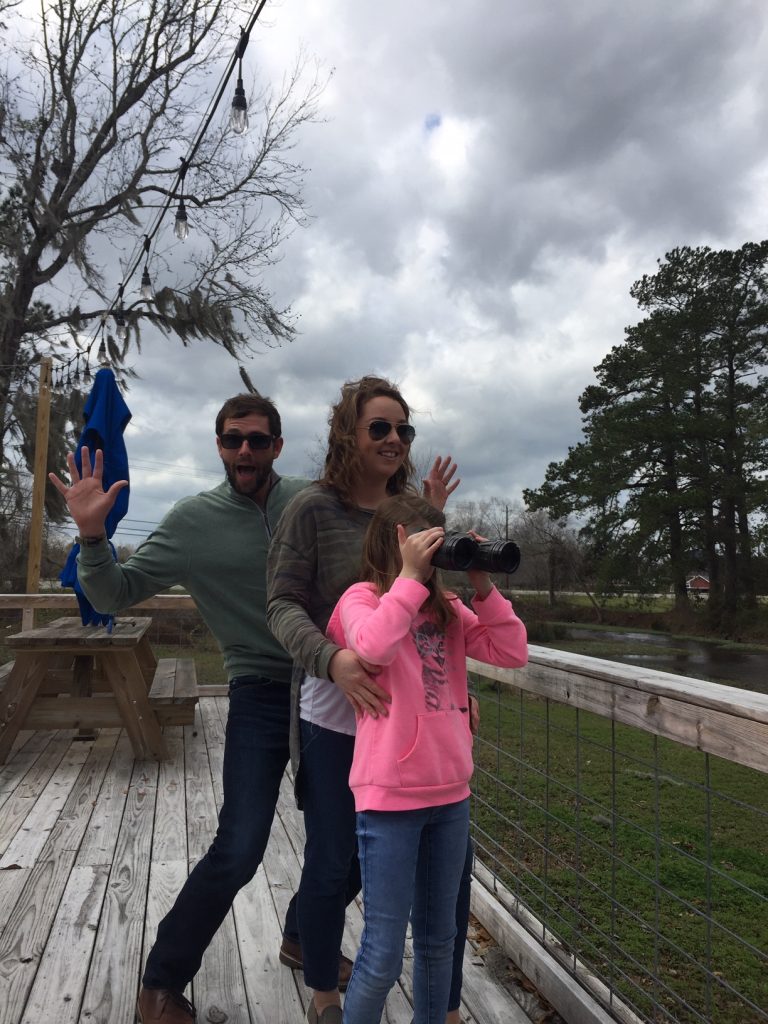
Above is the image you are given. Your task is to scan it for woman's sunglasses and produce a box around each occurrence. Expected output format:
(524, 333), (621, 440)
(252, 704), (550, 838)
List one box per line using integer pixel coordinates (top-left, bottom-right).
(358, 420), (416, 444)
(219, 432), (276, 451)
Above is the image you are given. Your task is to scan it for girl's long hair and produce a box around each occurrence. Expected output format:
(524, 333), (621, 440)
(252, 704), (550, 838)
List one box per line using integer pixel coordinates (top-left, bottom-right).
(320, 375), (417, 507)
(361, 494), (455, 630)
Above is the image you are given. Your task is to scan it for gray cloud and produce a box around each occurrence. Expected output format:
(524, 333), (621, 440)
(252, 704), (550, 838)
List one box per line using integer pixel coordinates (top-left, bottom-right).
(51, 0), (768, 544)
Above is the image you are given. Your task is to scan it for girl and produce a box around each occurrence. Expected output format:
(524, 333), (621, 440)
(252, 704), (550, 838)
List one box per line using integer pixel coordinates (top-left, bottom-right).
(327, 494), (528, 1024)
(267, 376), (464, 1024)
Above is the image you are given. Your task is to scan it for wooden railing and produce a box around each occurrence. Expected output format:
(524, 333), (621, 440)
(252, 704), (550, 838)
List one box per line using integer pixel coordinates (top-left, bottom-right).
(467, 648), (768, 1024)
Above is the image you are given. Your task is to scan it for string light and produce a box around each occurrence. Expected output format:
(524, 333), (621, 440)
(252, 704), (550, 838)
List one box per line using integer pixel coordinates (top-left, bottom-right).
(115, 310), (127, 340)
(174, 198), (189, 241)
(115, 285), (128, 340)
(230, 28), (249, 134)
(98, 320), (108, 362)
(82, 1), (269, 358)
(174, 159), (190, 241)
(140, 267), (154, 300)
(140, 236), (155, 301)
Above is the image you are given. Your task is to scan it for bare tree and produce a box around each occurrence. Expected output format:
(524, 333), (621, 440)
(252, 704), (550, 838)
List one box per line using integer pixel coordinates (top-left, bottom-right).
(447, 497), (517, 539)
(516, 508), (601, 618)
(0, 0), (323, 526)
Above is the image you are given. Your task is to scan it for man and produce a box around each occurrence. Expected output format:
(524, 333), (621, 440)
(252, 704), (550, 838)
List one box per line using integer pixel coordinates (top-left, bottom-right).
(49, 393), (354, 1024)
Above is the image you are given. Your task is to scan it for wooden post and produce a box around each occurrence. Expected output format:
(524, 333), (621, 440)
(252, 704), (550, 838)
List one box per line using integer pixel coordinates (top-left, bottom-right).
(22, 357), (53, 631)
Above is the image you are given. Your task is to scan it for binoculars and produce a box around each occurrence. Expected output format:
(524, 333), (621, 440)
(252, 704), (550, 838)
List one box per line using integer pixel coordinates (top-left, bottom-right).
(431, 534), (521, 575)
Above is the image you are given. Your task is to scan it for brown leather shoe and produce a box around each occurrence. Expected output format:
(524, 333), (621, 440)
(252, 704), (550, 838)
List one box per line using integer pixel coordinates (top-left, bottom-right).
(279, 938), (354, 992)
(137, 986), (196, 1023)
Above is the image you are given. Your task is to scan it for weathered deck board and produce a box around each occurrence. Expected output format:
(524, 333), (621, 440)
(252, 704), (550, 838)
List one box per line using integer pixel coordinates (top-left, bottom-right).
(0, 699), (535, 1024)
(0, 733), (54, 807)
(0, 742), (93, 870)
(185, 708), (251, 1024)
(0, 736), (72, 857)
(20, 863), (110, 1024)
(78, 752), (159, 1024)
(142, 728), (191, 1012)
(0, 732), (120, 1024)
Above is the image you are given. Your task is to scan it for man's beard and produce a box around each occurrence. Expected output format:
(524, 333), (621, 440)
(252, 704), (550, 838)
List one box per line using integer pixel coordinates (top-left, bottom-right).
(224, 460), (274, 496)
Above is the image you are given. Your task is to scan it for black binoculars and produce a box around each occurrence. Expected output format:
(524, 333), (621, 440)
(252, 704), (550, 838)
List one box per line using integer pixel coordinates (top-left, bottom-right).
(431, 534), (521, 575)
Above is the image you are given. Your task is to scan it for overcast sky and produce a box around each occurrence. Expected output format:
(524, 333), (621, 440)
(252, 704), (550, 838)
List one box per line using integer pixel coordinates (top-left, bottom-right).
(50, 0), (768, 545)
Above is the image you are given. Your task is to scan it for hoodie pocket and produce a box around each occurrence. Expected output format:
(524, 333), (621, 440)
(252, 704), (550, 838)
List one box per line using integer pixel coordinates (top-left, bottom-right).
(396, 710), (473, 790)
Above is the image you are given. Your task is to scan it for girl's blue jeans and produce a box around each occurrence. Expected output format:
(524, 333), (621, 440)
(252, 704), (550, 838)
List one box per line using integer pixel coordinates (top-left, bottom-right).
(342, 798), (471, 1024)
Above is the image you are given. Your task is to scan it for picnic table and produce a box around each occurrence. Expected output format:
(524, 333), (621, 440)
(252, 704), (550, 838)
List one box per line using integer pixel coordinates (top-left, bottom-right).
(0, 616), (197, 762)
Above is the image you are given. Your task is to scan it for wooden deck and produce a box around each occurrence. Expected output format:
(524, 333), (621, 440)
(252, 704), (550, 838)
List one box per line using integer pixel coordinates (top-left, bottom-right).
(0, 698), (534, 1024)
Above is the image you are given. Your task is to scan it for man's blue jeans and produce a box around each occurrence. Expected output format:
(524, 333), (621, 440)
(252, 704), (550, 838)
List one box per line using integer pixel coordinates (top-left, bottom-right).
(342, 798), (471, 1024)
(143, 677), (293, 990)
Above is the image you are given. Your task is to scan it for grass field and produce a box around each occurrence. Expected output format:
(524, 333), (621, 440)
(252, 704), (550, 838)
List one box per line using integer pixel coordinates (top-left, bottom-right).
(471, 677), (768, 1024)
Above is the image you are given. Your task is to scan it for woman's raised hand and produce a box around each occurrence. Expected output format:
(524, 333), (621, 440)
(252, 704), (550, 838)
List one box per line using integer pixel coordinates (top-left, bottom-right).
(397, 524), (444, 583)
(422, 455), (460, 511)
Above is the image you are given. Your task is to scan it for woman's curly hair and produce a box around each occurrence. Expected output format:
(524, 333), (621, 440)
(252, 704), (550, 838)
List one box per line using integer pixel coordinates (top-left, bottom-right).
(320, 375), (416, 506)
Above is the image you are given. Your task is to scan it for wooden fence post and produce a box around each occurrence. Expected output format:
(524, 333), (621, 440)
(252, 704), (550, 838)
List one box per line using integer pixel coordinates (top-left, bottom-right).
(22, 357), (53, 631)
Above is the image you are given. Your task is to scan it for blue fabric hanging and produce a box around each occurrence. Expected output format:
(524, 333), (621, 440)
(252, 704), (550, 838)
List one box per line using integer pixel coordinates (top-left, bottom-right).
(59, 368), (131, 628)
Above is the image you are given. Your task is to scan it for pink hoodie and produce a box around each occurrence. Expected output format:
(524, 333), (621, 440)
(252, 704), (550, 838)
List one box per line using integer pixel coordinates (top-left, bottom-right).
(326, 578), (528, 812)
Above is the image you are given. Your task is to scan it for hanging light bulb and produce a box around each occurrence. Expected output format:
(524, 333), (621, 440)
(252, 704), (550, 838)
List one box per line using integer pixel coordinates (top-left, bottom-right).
(174, 198), (189, 241)
(83, 360), (92, 383)
(140, 264), (155, 301)
(97, 317), (109, 363)
(230, 77), (248, 134)
(230, 31), (250, 134)
(140, 235), (155, 300)
(115, 308), (127, 341)
(73, 357), (81, 384)
(114, 285), (128, 340)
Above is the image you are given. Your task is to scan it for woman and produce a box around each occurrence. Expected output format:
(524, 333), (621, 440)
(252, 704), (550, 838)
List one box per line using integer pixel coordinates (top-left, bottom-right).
(267, 376), (467, 1024)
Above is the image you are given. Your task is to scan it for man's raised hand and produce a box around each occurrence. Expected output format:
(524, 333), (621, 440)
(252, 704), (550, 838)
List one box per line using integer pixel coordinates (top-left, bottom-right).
(49, 448), (128, 538)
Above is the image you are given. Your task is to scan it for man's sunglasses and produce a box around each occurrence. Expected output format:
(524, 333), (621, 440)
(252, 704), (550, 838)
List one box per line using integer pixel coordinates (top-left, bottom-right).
(219, 432), (276, 451)
(358, 420), (416, 444)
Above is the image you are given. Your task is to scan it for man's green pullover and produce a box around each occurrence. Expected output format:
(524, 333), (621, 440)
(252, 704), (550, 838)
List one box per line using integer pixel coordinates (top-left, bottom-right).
(77, 475), (308, 683)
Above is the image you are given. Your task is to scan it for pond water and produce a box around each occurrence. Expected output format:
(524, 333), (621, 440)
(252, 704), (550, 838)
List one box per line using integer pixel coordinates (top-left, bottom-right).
(563, 628), (768, 694)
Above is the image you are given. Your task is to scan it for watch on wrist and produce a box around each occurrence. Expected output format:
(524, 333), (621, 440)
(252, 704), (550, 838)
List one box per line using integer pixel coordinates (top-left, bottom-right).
(78, 534), (106, 547)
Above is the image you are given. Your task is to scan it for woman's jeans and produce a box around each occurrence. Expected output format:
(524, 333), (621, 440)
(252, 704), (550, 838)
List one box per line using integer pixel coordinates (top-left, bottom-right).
(451, 834), (473, 1012)
(342, 798), (471, 1024)
(143, 677), (292, 990)
(296, 720), (362, 991)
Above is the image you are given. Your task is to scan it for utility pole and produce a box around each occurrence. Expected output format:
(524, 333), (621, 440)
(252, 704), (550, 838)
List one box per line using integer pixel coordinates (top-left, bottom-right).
(505, 504), (510, 592)
(22, 357), (52, 630)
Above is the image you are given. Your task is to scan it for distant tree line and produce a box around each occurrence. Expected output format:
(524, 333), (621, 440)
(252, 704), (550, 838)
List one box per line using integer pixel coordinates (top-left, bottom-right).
(524, 242), (768, 622)
(446, 498), (592, 607)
